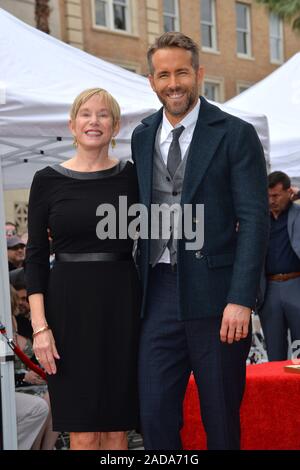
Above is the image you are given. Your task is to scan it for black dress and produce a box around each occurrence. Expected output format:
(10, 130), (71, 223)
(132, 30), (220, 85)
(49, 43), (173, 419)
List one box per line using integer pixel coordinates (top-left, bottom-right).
(25, 161), (141, 432)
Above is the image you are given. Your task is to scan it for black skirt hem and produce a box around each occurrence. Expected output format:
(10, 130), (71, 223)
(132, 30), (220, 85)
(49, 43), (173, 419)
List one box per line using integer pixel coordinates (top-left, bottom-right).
(53, 422), (140, 433)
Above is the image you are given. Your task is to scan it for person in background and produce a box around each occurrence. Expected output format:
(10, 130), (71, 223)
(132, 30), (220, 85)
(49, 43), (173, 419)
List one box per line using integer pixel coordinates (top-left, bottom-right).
(9, 268), (33, 339)
(6, 221), (17, 238)
(259, 171), (300, 360)
(7, 235), (26, 271)
(15, 392), (49, 450)
(10, 284), (54, 450)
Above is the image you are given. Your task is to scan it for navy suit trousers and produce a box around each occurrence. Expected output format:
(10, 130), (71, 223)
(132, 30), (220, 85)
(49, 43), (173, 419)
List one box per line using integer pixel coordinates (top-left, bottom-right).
(138, 264), (251, 450)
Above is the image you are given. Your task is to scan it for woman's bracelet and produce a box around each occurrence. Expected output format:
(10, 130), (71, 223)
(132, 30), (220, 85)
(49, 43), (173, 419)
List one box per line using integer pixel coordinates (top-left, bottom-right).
(32, 325), (50, 338)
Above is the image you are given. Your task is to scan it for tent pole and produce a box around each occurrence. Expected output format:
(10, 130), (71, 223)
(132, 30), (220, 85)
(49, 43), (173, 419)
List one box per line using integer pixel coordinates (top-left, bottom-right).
(0, 158), (17, 449)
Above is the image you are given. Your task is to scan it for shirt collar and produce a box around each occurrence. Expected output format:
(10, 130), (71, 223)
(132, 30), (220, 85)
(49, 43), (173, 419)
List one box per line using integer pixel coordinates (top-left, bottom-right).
(160, 99), (200, 144)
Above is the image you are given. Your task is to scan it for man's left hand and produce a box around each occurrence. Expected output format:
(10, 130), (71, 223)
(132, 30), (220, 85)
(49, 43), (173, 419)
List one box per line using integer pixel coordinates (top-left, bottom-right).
(220, 303), (251, 344)
(290, 186), (300, 201)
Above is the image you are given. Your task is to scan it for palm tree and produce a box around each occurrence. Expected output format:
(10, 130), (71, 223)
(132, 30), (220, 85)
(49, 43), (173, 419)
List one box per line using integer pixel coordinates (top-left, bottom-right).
(256, 0), (300, 31)
(35, 0), (50, 34)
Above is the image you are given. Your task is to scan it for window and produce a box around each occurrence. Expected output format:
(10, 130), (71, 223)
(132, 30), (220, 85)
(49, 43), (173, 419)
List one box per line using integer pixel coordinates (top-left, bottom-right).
(201, 0), (217, 50)
(236, 82), (251, 94)
(203, 80), (222, 102)
(94, 0), (131, 32)
(236, 2), (252, 56)
(163, 0), (180, 32)
(270, 12), (284, 63)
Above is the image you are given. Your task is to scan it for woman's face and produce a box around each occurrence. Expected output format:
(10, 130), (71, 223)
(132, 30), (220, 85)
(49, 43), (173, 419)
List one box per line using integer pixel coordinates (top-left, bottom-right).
(70, 94), (119, 150)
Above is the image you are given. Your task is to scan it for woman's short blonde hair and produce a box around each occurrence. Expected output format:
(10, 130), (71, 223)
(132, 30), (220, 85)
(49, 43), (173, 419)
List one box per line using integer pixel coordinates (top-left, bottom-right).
(70, 88), (121, 127)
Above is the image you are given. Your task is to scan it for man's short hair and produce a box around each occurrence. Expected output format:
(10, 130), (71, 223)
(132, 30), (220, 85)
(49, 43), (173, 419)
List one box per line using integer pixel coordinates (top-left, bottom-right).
(9, 267), (26, 290)
(268, 171), (291, 190)
(147, 32), (200, 74)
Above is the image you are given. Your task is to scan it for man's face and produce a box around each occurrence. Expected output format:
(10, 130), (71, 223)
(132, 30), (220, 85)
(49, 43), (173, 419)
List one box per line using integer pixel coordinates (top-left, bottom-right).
(6, 224), (17, 238)
(148, 47), (204, 126)
(268, 183), (292, 216)
(7, 245), (25, 266)
(16, 288), (30, 315)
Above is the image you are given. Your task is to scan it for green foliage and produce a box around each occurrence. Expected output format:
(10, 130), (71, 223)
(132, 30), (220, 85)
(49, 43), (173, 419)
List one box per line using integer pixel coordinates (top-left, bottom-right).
(256, 0), (300, 30)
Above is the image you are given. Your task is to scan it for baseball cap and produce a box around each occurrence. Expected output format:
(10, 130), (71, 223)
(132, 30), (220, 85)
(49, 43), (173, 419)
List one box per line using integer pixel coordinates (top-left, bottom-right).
(7, 236), (26, 249)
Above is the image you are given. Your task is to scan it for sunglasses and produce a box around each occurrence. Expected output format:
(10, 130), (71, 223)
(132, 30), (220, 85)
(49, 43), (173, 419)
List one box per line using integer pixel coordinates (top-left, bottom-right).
(6, 230), (17, 237)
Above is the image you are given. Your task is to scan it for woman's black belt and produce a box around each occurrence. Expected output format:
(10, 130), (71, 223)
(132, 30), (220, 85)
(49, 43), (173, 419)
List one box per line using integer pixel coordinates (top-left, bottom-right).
(55, 252), (132, 262)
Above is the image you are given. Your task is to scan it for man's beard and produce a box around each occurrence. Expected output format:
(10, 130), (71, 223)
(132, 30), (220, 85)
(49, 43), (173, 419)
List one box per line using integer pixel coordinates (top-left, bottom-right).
(157, 87), (198, 117)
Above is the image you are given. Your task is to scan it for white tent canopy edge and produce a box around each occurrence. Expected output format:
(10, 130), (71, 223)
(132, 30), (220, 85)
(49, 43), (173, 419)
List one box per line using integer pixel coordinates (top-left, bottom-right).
(226, 52), (300, 181)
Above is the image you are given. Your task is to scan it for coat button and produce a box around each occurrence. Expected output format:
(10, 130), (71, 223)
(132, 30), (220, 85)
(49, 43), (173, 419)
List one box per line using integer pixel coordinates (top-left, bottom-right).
(195, 251), (204, 259)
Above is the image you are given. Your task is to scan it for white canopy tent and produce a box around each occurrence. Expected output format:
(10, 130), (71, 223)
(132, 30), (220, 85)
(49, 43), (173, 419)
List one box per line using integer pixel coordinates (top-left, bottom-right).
(0, 8), (270, 448)
(226, 53), (300, 181)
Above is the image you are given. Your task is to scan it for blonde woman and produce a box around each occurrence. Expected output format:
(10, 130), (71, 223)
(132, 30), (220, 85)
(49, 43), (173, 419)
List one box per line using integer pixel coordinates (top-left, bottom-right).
(25, 89), (140, 450)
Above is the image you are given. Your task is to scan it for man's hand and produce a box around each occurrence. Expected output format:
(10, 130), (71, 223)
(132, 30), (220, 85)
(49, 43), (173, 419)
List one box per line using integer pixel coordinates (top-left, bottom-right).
(24, 370), (46, 385)
(220, 303), (251, 344)
(290, 186), (300, 201)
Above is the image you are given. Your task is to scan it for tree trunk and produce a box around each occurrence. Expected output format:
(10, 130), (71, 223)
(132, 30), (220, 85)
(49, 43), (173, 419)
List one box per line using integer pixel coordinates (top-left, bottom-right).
(35, 0), (50, 34)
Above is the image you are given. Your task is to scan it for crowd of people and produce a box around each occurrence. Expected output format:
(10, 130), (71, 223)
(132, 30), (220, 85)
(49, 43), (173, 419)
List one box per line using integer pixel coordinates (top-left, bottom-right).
(2, 31), (299, 451)
(5, 223), (59, 450)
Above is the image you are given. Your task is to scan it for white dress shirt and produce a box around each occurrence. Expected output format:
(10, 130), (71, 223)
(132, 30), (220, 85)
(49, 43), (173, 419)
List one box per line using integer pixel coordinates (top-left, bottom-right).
(158, 99), (201, 264)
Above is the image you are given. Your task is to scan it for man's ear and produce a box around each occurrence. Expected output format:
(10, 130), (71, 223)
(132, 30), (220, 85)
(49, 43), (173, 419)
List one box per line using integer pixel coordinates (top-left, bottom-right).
(148, 74), (156, 92)
(197, 66), (205, 84)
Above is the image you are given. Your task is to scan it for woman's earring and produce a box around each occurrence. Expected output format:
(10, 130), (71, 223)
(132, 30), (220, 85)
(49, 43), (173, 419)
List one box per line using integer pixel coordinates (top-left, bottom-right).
(73, 137), (78, 148)
(111, 138), (116, 149)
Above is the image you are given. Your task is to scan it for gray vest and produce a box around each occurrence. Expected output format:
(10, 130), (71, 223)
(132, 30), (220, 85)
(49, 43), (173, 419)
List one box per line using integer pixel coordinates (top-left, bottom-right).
(150, 127), (190, 265)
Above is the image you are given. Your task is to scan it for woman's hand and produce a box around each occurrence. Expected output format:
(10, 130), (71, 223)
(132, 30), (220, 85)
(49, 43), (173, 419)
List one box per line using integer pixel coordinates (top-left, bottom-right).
(33, 329), (60, 375)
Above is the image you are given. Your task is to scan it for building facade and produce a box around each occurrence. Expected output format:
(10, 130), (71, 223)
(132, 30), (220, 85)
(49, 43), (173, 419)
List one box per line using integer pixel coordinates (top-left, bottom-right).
(74, 0), (300, 101)
(1, 0), (299, 100)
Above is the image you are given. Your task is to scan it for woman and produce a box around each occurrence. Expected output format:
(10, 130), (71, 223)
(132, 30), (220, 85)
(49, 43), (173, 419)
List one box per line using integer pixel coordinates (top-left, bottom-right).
(25, 88), (140, 450)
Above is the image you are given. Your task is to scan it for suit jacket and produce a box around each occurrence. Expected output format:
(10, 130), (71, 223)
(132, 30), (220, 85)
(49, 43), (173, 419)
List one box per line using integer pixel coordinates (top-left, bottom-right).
(131, 97), (269, 320)
(257, 202), (300, 310)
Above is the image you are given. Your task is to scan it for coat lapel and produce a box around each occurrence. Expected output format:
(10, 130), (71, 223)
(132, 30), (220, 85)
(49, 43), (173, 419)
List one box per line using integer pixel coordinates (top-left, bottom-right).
(288, 203), (300, 258)
(134, 99), (227, 206)
(134, 109), (163, 207)
(181, 98), (227, 205)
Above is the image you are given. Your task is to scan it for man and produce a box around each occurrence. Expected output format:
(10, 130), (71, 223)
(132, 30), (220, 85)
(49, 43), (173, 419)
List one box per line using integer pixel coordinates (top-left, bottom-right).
(10, 268), (33, 339)
(132, 32), (269, 450)
(259, 171), (300, 361)
(5, 221), (17, 238)
(7, 235), (26, 271)
(15, 392), (49, 450)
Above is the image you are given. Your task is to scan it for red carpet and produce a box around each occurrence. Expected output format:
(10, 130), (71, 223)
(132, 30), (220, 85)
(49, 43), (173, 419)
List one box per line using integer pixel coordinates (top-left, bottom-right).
(181, 361), (300, 450)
